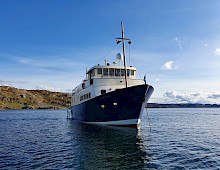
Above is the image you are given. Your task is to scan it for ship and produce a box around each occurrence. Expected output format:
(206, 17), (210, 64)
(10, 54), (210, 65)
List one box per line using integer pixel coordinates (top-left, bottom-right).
(70, 22), (154, 128)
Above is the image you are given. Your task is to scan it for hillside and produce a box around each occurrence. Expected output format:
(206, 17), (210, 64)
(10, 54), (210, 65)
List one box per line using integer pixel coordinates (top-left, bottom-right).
(0, 86), (71, 110)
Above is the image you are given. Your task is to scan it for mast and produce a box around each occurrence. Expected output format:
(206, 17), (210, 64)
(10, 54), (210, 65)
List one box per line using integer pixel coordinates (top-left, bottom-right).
(121, 22), (128, 88)
(116, 22), (130, 88)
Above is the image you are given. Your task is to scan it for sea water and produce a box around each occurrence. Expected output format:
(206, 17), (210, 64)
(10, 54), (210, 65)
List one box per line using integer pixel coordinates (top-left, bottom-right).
(0, 108), (220, 169)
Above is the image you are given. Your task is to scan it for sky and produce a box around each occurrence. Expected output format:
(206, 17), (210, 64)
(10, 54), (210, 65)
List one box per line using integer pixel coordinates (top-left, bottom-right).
(1, 0), (220, 104)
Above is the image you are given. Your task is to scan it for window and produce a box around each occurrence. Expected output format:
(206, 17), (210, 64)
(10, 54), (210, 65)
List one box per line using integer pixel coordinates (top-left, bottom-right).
(80, 93), (91, 102)
(115, 69), (120, 76)
(131, 70), (135, 76)
(127, 69), (130, 76)
(80, 96), (83, 101)
(98, 68), (102, 74)
(91, 69), (95, 77)
(109, 68), (114, 76)
(121, 69), (125, 76)
(103, 68), (108, 76)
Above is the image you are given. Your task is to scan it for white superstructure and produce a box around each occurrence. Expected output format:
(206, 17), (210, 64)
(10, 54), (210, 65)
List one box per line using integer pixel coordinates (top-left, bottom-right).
(71, 63), (145, 107)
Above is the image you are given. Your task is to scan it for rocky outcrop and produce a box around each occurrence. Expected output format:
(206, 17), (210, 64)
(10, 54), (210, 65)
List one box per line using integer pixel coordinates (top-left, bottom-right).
(0, 86), (71, 110)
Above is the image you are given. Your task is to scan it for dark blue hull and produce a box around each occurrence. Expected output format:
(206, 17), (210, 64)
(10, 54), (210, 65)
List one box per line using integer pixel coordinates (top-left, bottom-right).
(71, 84), (154, 127)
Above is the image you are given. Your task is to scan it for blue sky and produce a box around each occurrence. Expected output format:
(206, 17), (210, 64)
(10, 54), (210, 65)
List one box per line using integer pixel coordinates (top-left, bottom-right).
(1, 0), (220, 103)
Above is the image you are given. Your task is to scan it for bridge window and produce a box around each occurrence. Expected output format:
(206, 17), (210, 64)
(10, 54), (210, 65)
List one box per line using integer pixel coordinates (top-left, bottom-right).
(127, 69), (130, 76)
(109, 68), (114, 76)
(95, 67), (135, 77)
(121, 69), (125, 76)
(98, 68), (102, 74)
(91, 69), (95, 77)
(103, 68), (108, 76)
(115, 69), (120, 76)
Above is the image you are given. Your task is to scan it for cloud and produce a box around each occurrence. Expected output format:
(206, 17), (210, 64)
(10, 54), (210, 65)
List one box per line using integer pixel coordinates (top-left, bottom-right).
(16, 57), (85, 70)
(161, 61), (177, 70)
(164, 90), (192, 103)
(174, 37), (182, 50)
(214, 48), (220, 56)
(163, 90), (220, 104)
(36, 85), (62, 92)
(208, 93), (220, 99)
(0, 52), (86, 69)
(18, 58), (31, 64)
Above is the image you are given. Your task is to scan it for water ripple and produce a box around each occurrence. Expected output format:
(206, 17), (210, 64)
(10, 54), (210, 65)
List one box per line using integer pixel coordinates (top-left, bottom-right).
(0, 109), (220, 169)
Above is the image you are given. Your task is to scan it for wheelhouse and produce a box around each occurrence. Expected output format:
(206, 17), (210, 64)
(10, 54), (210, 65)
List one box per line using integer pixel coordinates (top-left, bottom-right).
(86, 65), (137, 80)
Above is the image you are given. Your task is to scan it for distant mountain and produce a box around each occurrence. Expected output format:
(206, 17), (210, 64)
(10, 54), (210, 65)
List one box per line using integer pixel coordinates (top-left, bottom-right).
(0, 86), (71, 110)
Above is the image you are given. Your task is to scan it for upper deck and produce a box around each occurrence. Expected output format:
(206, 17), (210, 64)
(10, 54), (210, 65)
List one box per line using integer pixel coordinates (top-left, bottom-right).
(71, 63), (144, 105)
(86, 64), (137, 80)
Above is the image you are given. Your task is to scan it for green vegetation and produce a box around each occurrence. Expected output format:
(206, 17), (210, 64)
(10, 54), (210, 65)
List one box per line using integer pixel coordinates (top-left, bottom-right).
(0, 86), (71, 110)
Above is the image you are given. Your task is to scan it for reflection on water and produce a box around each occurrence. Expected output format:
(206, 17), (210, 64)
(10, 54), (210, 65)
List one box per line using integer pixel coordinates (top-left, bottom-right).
(67, 120), (151, 169)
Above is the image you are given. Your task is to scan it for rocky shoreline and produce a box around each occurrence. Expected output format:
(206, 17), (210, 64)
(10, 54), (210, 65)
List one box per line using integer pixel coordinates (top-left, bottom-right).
(0, 86), (71, 110)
